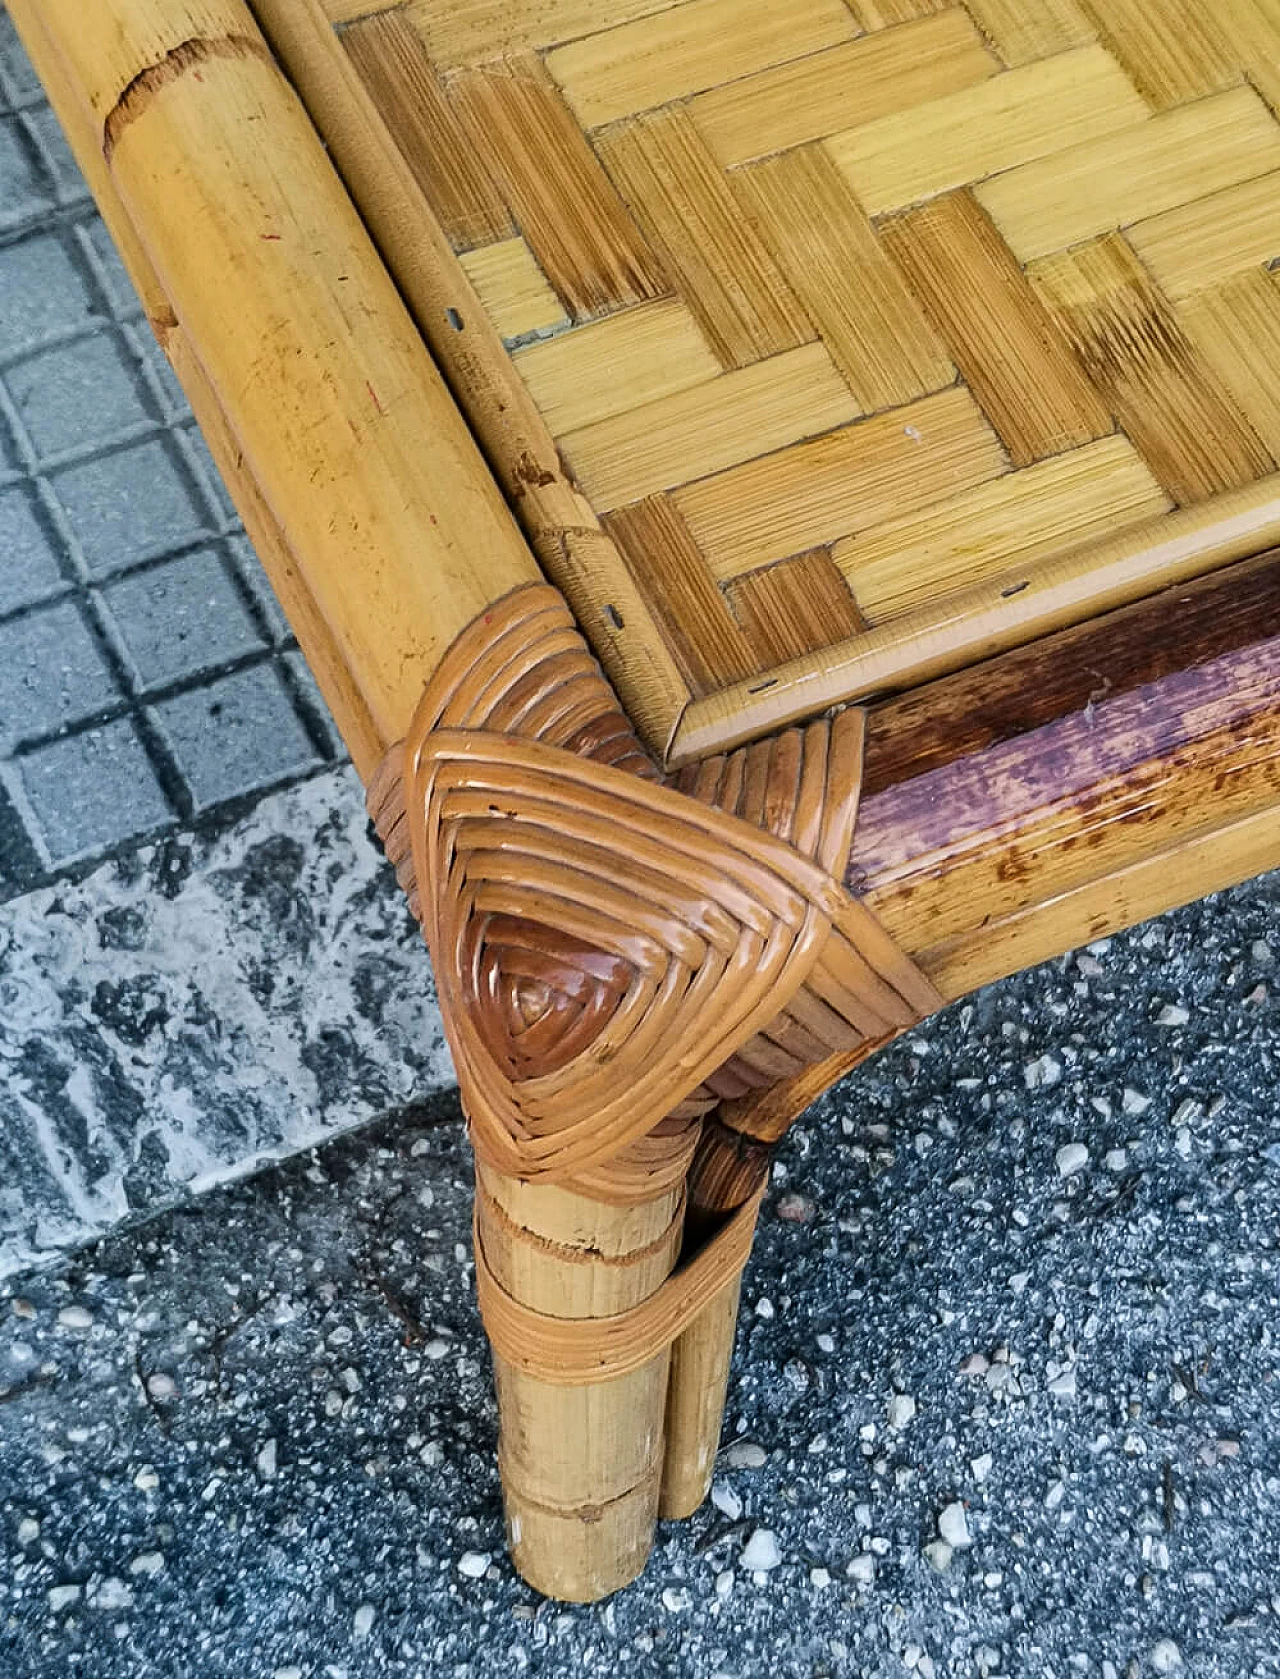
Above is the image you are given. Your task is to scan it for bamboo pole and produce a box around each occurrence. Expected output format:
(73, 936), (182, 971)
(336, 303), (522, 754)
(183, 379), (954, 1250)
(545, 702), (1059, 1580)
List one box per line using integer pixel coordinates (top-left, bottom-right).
(669, 479), (1280, 765)
(660, 550), (1280, 1513)
(31, 0), (541, 750)
(476, 1164), (683, 1599)
(8, 0), (386, 779)
(244, 0), (691, 759)
(21, 0), (681, 1599)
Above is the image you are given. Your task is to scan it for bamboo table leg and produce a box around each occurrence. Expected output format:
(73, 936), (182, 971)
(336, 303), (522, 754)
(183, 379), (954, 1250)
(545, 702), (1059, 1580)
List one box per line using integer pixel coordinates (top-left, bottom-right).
(477, 1165), (681, 1599)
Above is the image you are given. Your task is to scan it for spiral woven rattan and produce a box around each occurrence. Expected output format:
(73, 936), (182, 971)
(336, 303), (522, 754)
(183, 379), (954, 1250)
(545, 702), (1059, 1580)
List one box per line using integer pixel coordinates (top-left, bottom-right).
(367, 583), (941, 1206)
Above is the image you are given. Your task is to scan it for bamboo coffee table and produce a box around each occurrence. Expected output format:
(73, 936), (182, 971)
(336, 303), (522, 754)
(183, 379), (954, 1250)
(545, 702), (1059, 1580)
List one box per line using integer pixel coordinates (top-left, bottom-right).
(17, 0), (1280, 1602)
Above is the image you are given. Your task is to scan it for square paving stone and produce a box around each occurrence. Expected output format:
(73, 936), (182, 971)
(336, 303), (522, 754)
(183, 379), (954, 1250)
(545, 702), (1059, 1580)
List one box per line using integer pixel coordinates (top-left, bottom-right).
(0, 598), (118, 753)
(0, 113), (52, 235)
(0, 229), (99, 357)
(101, 548), (265, 691)
(51, 434), (213, 576)
(23, 103), (90, 206)
(6, 329), (155, 460)
(17, 715), (171, 863)
(0, 14), (42, 110)
(150, 662), (319, 810)
(0, 482), (66, 617)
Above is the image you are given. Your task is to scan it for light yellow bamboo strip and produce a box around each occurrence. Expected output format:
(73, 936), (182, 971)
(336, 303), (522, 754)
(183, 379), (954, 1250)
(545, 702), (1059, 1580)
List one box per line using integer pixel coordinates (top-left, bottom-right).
(558, 341), (859, 511)
(321, 0), (399, 20)
(976, 86), (1280, 265)
(962, 0), (1093, 65)
(825, 43), (1149, 216)
(341, 10), (512, 251)
(602, 495), (758, 693)
(35, 0), (543, 751)
(689, 10), (997, 169)
(852, 0), (946, 25)
(596, 107), (814, 369)
(725, 549), (866, 664)
(545, 0), (856, 128)
(248, 0), (693, 754)
(879, 191), (1110, 465)
(512, 299), (720, 434)
(405, 0), (681, 66)
(836, 437), (1170, 620)
(667, 475), (1280, 764)
(1213, 0), (1280, 117)
(1029, 235), (1274, 504)
(1180, 272), (1280, 461)
(673, 385), (1006, 579)
(733, 145), (954, 412)
(457, 238), (568, 338)
(1127, 172), (1280, 301)
(450, 56), (668, 321)
(1076, 0), (1239, 110)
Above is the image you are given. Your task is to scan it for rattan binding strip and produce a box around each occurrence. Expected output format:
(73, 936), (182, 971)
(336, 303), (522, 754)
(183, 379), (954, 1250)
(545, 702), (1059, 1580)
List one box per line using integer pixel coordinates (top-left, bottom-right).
(474, 1185), (765, 1386)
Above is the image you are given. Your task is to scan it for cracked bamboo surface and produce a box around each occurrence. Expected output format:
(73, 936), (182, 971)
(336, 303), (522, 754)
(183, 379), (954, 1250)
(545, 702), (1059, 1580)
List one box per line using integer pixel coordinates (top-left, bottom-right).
(298, 0), (1280, 758)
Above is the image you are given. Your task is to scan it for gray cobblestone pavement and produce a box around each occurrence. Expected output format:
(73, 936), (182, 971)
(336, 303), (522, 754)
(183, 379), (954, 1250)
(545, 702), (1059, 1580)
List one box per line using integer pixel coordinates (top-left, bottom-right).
(0, 9), (342, 900)
(2, 877), (1280, 1679)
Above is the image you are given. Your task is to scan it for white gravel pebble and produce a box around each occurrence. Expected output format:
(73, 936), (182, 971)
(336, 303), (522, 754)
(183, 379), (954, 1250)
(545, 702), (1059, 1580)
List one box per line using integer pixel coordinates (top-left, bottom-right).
(846, 1553), (876, 1585)
(47, 1584), (81, 1611)
(1149, 1639), (1183, 1673)
(16, 1517), (39, 1545)
(1156, 1004), (1190, 1027)
(1104, 1148), (1129, 1171)
(90, 1577), (134, 1611)
(1056, 1143), (1090, 1177)
(714, 1569), (734, 1599)
(1049, 1368), (1078, 1398)
(886, 1393), (917, 1429)
(256, 1438), (278, 1479)
(810, 1566), (831, 1589)
(938, 1501), (971, 1548)
(128, 1551), (165, 1577)
(55, 1305), (93, 1330)
(958, 1353), (990, 1377)
(971, 1454), (993, 1483)
(423, 1338), (450, 1361)
(661, 1586), (690, 1612)
(457, 1551), (490, 1579)
(134, 1468), (159, 1492)
(754, 1297), (775, 1320)
(739, 1529), (781, 1572)
(273, 1669), (304, 1679)
(1123, 1087), (1152, 1115)
(923, 1540), (953, 1573)
(723, 1441), (767, 1470)
(710, 1481), (742, 1521)
(352, 1603), (376, 1640)
(775, 1192), (815, 1223)
(145, 1372), (177, 1401)
(1024, 1054), (1062, 1089)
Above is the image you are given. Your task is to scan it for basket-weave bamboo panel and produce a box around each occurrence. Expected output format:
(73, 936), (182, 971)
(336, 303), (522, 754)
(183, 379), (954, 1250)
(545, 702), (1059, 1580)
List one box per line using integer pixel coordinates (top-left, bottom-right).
(317, 0), (1280, 717)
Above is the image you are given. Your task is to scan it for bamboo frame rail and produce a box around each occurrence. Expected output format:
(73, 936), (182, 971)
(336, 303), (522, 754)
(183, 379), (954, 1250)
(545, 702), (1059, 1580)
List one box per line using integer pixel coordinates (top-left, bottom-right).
(19, 0), (1280, 1605)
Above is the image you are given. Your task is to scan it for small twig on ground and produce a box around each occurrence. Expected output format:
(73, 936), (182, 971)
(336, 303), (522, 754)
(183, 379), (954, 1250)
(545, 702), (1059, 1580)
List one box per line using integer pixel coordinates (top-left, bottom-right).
(354, 1257), (426, 1347)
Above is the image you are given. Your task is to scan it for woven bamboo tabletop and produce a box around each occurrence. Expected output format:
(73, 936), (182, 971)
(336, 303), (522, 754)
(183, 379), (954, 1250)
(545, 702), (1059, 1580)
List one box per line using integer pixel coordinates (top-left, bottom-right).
(305, 0), (1280, 755)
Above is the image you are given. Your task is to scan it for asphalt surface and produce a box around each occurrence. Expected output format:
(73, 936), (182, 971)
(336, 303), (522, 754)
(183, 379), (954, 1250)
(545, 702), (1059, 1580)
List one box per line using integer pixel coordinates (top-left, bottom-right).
(3, 873), (1279, 1679)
